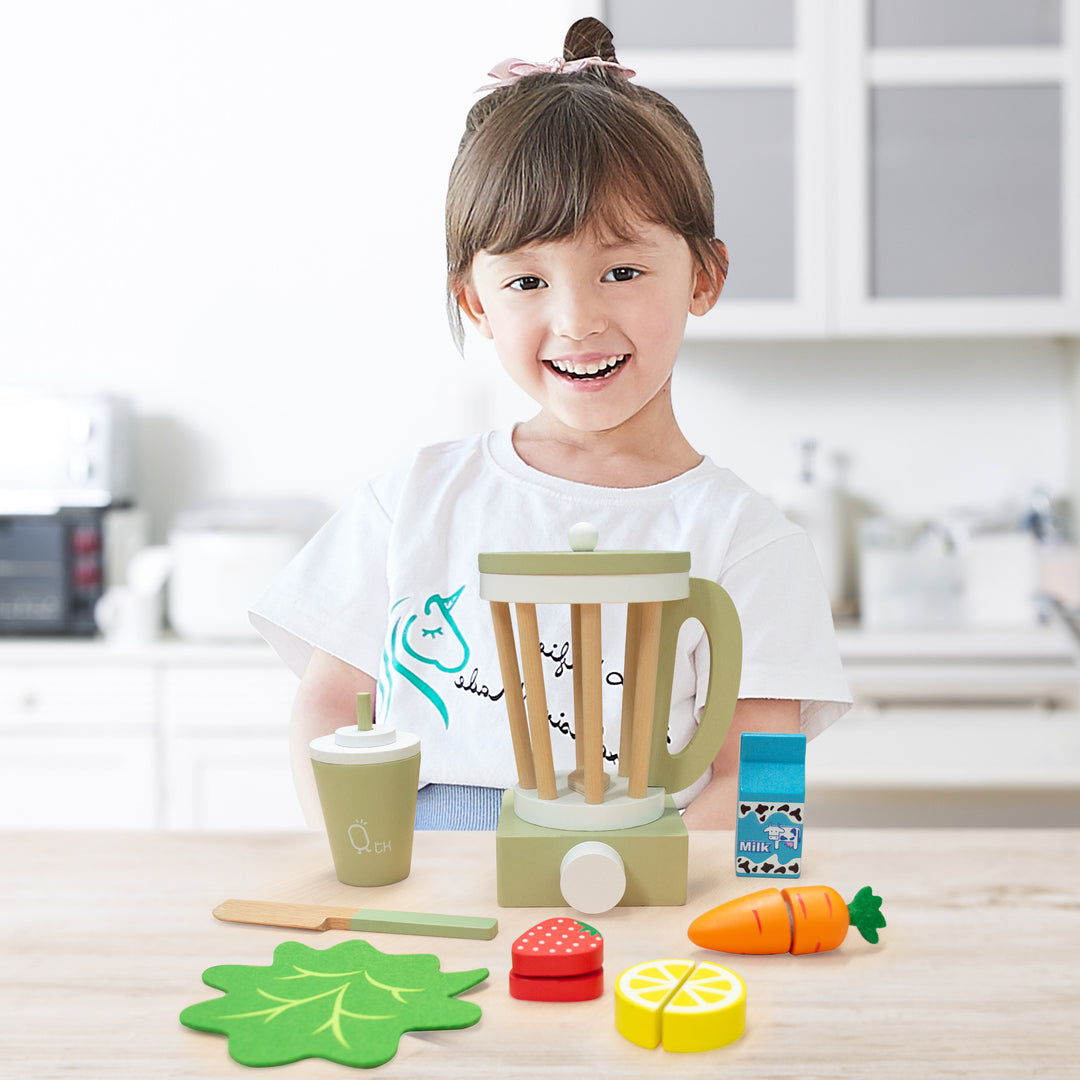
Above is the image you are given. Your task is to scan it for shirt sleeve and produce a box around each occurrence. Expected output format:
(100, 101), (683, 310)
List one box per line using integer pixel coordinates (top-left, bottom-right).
(717, 529), (852, 739)
(248, 480), (392, 680)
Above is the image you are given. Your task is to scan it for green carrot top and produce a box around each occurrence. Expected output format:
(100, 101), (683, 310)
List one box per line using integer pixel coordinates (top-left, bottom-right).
(846, 886), (887, 944)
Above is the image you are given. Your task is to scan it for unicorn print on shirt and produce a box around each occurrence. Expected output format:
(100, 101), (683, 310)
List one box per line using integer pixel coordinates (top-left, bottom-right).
(379, 587), (470, 727)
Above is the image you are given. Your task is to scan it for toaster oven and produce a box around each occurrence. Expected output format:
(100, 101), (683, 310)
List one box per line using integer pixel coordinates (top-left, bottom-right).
(0, 391), (138, 635)
(0, 509), (108, 634)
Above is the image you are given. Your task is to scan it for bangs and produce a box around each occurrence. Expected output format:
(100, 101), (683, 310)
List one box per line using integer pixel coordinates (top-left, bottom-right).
(482, 171), (671, 256)
(448, 77), (715, 269)
(473, 112), (680, 256)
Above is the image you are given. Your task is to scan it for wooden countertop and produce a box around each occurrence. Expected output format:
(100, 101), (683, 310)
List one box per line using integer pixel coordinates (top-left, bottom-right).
(3, 828), (1077, 1079)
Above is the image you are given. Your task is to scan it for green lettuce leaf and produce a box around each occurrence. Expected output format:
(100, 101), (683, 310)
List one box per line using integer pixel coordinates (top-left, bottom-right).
(180, 938), (488, 1068)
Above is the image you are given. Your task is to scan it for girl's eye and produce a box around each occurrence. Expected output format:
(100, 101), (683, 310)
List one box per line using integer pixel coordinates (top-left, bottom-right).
(603, 267), (641, 283)
(509, 276), (546, 291)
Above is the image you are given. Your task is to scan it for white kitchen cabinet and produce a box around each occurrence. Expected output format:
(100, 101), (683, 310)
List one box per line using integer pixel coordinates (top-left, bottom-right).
(163, 735), (304, 831)
(823, 622), (1080, 826)
(831, 0), (1080, 335)
(808, 706), (1080, 826)
(0, 734), (158, 830)
(595, 0), (1080, 337)
(836, 621), (1080, 708)
(0, 658), (156, 728)
(160, 664), (306, 830)
(0, 640), (307, 831)
(0, 658), (158, 829)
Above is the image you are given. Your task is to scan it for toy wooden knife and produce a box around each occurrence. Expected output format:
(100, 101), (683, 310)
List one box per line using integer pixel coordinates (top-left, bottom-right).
(213, 899), (498, 940)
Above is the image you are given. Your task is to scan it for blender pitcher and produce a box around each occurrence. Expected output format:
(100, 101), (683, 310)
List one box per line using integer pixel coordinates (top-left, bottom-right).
(480, 523), (742, 910)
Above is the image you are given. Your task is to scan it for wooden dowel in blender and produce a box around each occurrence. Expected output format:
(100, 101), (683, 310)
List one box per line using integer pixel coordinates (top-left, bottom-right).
(627, 601), (664, 799)
(489, 601), (536, 791)
(570, 604), (585, 772)
(578, 603), (604, 804)
(618, 602), (643, 778)
(514, 602), (558, 800)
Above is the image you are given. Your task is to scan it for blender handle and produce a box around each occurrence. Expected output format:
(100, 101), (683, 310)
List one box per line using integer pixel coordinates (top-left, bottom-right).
(647, 577), (742, 794)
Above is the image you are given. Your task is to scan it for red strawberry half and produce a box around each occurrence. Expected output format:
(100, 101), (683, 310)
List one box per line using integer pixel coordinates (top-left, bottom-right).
(511, 917), (604, 978)
(509, 968), (604, 1002)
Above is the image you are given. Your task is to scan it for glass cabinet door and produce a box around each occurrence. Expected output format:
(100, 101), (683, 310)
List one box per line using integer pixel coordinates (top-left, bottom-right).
(868, 0), (1061, 48)
(831, 0), (1080, 334)
(596, 0), (1080, 336)
(606, 0), (795, 50)
(870, 84), (1061, 299)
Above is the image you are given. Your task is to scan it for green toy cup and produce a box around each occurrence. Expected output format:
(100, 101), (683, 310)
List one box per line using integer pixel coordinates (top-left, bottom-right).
(309, 696), (420, 887)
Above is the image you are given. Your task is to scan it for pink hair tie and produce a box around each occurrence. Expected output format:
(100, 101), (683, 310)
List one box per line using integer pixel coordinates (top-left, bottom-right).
(477, 55), (636, 92)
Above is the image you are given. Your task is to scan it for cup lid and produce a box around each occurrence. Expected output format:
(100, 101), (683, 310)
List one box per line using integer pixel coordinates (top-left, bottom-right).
(309, 691), (419, 763)
(309, 728), (420, 765)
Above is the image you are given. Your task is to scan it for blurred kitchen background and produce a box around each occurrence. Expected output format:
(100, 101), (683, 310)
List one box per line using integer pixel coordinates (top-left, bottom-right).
(3, 0), (1079, 830)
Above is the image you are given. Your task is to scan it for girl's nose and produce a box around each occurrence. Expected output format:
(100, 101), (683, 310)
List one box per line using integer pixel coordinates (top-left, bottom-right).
(551, 288), (608, 341)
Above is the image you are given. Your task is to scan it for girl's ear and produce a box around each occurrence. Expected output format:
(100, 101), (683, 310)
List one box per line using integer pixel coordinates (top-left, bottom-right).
(689, 239), (728, 317)
(457, 282), (493, 339)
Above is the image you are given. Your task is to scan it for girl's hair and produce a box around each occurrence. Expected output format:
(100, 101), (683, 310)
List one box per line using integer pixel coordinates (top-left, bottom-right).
(445, 16), (728, 348)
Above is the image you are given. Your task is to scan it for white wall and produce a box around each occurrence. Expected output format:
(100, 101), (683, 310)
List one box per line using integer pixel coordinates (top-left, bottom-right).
(1, 2), (1072, 541)
(1, 1), (576, 535)
(674, 337), (1071, 520)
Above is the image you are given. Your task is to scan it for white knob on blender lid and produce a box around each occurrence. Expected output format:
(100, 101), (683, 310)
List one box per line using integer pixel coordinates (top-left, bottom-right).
(568, 522), (599, 552)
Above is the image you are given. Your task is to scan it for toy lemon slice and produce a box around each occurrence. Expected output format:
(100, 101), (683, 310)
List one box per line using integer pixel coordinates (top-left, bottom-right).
(615, 959), (746, 1053)
(615, 960), (695, 1049)
(661, 961), (746, 1052)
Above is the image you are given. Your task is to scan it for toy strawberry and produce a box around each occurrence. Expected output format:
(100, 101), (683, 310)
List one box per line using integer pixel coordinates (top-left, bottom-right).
(511, 917), (604, 978)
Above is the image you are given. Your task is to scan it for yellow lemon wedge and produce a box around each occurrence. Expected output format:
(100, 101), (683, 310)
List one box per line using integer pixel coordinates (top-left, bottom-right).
(615, 960), (696, 1049)
(614, 959), (746, 1053)
(660, 961), (747, 1052)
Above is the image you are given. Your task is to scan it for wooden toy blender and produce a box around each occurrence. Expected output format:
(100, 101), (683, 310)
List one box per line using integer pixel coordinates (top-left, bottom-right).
(479, 523), (742, 912)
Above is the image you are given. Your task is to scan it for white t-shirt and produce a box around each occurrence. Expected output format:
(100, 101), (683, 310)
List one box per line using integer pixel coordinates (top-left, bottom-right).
(250, 428), (851, 807)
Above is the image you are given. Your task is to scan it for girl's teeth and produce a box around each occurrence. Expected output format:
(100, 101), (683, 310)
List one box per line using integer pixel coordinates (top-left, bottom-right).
(551, 356), (623, 376)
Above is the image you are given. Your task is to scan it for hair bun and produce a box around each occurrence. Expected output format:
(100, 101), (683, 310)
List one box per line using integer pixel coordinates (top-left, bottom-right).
(563, 17), (617, 63)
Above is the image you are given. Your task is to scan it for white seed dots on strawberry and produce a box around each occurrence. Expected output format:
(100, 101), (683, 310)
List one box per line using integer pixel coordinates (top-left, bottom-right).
(510, 918), (604, 978)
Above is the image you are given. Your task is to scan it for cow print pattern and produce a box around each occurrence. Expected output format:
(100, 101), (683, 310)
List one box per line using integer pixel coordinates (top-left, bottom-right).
(739, 802), (803, 824)
(736, 857), (801, 876)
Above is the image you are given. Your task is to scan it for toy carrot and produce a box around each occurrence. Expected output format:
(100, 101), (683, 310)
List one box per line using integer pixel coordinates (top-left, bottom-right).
(688, 885), (886, 956)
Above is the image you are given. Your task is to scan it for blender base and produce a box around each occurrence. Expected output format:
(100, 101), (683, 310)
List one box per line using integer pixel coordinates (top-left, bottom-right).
(495, 790), (689, 908)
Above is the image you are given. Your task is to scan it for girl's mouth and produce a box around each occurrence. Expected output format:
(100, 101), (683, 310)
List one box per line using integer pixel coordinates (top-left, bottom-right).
(544, 354), (629, 381)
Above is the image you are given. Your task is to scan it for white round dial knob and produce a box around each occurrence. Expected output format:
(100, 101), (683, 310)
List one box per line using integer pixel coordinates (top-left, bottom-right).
(559, 841), (626, 913)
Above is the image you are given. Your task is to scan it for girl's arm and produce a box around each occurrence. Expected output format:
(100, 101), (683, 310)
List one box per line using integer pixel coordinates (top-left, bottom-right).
(679, 698), (801, 830)
(289, 648), (377, 827)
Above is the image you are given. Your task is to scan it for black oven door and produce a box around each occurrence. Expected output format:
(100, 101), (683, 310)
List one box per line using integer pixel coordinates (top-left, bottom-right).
(0, 512), (102, 634)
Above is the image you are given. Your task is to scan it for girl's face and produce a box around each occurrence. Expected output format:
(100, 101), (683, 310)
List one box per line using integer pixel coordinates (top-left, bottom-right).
(459, 221), (722, 438)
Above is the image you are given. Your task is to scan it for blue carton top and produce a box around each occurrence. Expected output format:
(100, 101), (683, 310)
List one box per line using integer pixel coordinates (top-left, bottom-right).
(738, 732), (806, 802)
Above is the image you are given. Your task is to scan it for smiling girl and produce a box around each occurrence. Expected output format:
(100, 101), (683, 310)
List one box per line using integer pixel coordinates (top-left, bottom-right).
(251, 17), (850, 830)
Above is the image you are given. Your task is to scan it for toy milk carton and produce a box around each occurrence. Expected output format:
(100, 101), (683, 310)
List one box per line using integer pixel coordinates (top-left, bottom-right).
(735, 732), (806, 878)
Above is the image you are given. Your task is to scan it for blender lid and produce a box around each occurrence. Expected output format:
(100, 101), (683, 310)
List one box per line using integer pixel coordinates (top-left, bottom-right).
(478, 523), (691, 604)
(479, 520), (689, 576)
(478, 548), (689, 576)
